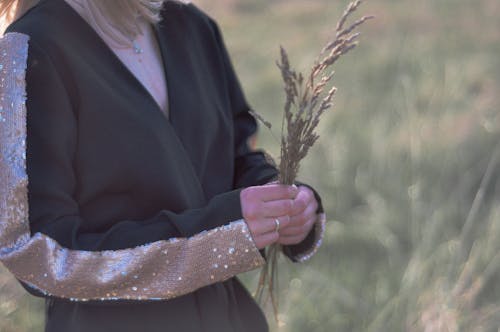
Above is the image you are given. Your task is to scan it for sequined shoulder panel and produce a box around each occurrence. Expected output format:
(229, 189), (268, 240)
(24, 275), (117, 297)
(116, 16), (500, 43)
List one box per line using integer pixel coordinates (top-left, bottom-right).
(0, 32), (265, 301)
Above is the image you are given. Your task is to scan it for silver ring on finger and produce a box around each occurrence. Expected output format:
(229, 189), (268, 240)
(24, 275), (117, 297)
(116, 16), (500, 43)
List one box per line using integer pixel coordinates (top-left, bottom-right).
(274, 218), (280, 232)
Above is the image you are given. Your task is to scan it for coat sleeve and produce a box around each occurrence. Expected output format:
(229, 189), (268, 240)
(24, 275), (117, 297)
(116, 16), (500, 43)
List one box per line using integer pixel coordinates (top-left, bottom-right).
(206, 17), (326, 262)
(202, 15), (279, 189)
(0, 32), (265, 302)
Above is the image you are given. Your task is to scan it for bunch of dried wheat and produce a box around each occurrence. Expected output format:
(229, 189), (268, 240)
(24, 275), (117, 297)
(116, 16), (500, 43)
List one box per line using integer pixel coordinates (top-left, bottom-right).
(252, 0), (373, 320)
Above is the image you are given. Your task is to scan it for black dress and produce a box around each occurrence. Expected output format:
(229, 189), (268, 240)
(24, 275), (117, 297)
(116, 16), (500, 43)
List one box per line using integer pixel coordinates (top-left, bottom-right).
(5, 1), (320, 331)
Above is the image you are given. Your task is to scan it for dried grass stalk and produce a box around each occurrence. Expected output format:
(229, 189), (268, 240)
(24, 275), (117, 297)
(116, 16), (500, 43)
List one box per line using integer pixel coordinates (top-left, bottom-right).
(253, 0), (373, 320)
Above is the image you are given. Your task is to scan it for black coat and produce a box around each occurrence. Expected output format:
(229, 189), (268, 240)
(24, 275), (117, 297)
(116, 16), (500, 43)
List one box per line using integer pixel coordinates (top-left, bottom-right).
(6, 0), (318, 331)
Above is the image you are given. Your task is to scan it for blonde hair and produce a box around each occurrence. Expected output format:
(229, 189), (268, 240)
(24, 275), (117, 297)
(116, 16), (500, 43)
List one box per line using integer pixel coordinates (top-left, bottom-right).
(1, 0), (182, 40)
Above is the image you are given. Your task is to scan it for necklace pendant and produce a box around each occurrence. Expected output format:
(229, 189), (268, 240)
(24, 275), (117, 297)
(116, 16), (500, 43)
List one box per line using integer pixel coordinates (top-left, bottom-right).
(132, 41), (143, 54)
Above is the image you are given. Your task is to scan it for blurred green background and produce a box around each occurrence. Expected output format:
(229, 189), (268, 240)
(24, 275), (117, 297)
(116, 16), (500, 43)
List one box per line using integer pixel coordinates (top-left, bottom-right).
(1, 0), (499, 331)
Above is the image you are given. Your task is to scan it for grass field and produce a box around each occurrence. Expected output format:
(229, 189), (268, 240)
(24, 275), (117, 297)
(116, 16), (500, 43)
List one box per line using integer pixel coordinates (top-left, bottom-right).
(1, 0), (500, 331)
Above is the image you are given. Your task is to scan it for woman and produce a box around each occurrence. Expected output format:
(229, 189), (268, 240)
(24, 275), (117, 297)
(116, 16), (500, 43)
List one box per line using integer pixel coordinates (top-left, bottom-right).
(0, 0), (325, 331)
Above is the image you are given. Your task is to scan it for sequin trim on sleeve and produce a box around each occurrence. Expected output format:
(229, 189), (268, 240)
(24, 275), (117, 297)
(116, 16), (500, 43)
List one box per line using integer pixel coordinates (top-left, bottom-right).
(0, 32), (265, 301)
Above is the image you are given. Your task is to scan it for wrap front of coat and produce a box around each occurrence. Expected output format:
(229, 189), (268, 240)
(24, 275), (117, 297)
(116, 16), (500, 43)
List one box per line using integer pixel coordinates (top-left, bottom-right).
(0, 0), (325, 331)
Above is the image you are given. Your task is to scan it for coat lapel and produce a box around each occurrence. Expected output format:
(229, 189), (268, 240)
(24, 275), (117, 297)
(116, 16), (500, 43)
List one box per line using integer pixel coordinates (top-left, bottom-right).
(153, 6), (235, 201)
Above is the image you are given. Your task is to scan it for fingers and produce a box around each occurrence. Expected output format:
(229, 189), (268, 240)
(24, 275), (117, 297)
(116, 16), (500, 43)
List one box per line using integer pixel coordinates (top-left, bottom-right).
(277, 186), (319, 245)
(260, 200), (294, 217)
(245, 216), (291, 249)
(289, 186), (317, 217)
(253, 231), (279, 249)
(241, 185), (297, 220)
(244, 184), (298, 202)
(240, 184), (317, 249)
(287, 199), (317, 229)
(278, 214), (316, 239)
(250, 216), (291, 235)
(241, 185), (296, 249)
